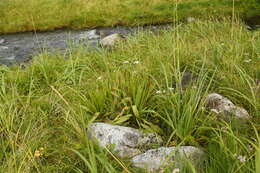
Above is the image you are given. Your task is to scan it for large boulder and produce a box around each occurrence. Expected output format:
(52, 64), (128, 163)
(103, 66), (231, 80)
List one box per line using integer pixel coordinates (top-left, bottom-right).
(100, 33), (123, 48)
(87, 123), (163, 158)
(131, 146), (205, 172)
(205, 93), (250, 121)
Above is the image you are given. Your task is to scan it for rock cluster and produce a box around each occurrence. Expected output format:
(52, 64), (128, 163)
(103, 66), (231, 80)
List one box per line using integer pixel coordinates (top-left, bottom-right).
(87, 91), (250, 172)
(87, 123), (204, 172)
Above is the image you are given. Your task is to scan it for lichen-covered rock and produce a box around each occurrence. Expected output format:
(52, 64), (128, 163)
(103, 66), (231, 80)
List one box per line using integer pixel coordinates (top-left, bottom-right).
(100, 33), (123, 48)
(87, 123), (163, 158)
(205, 93), (250, 121)
(131, 146), (205, 172)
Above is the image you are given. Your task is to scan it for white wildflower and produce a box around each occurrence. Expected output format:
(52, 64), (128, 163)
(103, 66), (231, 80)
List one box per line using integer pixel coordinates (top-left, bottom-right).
(172, 168), (180, 173)
(123, 60), (130, 64)
(210, 109), (220, 114)
(220, 126), (228, 132)
(243, 59), (252, 63)
(234, 154), (247, 163)
(220, 42), (225, 46)
(133, 60), (140, 64)
(97, 76), (102, 80)
(237, 155), (246, 163)
(168, 87), (175, 91)
(248, 145), (254, 152)
(156, 90), (162, 94)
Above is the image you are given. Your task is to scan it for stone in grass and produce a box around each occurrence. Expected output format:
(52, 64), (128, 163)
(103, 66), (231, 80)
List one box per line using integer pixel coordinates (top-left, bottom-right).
(172, 72), (197, 90)
(205, 93), (250, 121)
(131, 146), (205, 172)
(87, 123), (163, 158)
(100, 33), (124, 48)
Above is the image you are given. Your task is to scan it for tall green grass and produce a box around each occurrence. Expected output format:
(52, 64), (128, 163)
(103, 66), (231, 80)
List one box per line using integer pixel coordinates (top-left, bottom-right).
(0, 20), (259, 172)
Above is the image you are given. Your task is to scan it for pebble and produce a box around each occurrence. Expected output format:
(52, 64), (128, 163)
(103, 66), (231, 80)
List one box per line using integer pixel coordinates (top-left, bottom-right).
(0, 39), (5, 44)
(0, 46), (8, 51)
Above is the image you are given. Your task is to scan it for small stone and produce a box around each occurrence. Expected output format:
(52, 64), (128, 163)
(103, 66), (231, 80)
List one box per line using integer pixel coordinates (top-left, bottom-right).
(86, 30), (100, 39)
(131, 146), (205, 172)
(0, 39), (5, 44)
(100, 33), (123, 48)
(205, 93), (250, 121)
(0, 46), (8, 51)
(187, 17), (196, 23)
(87, 123), (162, 158)
(79, 30), (100, 40)
(133, 60), (140, 64)
(172, 72), (197, 90)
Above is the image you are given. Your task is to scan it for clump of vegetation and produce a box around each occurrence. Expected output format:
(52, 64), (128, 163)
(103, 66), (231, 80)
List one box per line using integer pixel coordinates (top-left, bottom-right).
(0, 19), (259, 172)
(0, 0), (259, 33)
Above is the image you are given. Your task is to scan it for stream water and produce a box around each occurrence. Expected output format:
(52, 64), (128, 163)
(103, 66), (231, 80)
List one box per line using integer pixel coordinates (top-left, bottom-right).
(0, 24), (171, 66)
(0, 18), (259, 66)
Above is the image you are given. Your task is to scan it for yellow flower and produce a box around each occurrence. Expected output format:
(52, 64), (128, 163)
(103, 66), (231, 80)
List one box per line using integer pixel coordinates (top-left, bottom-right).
(34, 150), (41, 158)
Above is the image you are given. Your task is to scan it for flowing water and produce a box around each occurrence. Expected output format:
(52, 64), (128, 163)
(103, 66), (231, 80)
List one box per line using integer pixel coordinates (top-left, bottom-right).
(0, 24), (171, 66)
(0, 17), (259, 66)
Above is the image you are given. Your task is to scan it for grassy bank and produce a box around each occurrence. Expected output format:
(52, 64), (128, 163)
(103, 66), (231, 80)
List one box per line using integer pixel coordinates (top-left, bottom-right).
(0, 20), (259, 172)
(0, 0), (259, 34)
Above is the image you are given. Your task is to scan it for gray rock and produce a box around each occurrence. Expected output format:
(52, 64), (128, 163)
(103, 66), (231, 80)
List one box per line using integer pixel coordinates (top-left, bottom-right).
(2, 56), (15, 60)
(172, 72), (197, 90)
(100, 33), (123, 48)
(0, 46), (8, 51)
(87, 123), (163, 158)
(205, 93), (250, 121)
(79, 30), (100, 40)
(0, 39), (5, 44)
(131, 146), (205, 172)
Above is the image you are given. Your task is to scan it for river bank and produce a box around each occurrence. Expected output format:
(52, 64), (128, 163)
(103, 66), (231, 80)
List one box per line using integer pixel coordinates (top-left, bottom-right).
(1, 0), (259, 34)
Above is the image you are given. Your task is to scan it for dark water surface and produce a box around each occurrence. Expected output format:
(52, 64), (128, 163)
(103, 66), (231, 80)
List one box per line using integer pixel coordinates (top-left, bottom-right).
(0, 24), (171, 66)
(0, 19), (259, 66)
